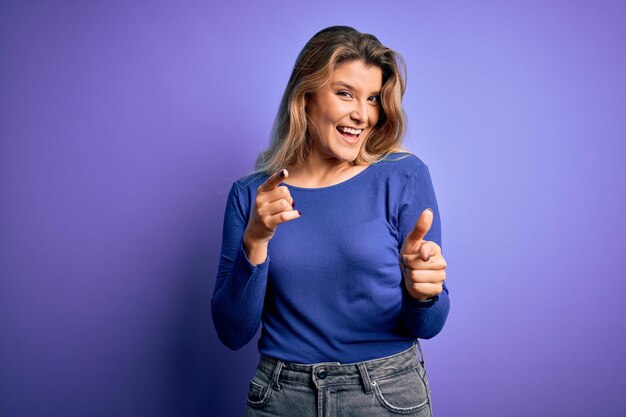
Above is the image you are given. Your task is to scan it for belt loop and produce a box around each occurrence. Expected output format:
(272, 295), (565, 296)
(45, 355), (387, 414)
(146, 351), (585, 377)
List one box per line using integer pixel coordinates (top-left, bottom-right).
(357, 362), (373, 395)
(271, 359), (284, 391)
(415, 339), (425, 367)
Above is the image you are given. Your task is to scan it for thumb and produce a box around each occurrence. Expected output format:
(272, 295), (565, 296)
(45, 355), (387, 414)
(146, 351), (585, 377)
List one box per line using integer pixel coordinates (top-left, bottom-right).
(400, 208), (434, 255)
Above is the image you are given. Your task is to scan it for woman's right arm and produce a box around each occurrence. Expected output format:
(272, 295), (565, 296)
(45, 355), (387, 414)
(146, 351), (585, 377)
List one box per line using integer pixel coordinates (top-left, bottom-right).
(211, 170), (299, 350)
(211, 182), (271, 350)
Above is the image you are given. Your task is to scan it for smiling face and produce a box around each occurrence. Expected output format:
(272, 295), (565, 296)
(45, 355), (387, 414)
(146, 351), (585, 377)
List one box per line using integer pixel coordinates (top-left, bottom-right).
(305, 60), (383, 164)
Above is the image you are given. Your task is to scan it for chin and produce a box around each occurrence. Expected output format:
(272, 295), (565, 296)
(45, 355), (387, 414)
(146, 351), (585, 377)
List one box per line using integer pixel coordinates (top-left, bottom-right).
(333, 147), (360, 163)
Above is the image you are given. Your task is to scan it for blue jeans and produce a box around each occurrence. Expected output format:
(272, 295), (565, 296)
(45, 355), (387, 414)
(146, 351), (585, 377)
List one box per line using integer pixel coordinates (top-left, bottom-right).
(245, 341), (433, 416)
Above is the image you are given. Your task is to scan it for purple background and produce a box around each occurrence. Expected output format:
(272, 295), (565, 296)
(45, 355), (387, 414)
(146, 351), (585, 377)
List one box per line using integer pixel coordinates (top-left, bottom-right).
(1, 1), (625, 416)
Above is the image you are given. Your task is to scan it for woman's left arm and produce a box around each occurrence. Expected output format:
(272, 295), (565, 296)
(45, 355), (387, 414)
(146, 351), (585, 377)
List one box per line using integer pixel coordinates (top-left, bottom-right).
(400, 278), (450, 339)
(397, 162), (450, 339)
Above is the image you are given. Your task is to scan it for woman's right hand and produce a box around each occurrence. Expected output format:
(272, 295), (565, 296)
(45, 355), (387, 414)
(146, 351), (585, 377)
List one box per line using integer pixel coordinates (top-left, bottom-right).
(243, 169), (301, 253)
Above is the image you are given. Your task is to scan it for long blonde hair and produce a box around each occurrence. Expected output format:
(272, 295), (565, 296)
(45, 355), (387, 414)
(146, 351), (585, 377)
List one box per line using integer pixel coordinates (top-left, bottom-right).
(253, 26), (412, 176)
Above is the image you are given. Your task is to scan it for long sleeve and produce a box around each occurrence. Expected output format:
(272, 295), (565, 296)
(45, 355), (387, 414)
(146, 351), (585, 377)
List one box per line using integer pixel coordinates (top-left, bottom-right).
(211, 182), (270, 350)
(397, 163), (450, 339)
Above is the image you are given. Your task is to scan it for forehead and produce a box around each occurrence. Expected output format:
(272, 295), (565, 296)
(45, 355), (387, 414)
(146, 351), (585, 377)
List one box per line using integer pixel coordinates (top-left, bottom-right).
(328, 60), (383, 91)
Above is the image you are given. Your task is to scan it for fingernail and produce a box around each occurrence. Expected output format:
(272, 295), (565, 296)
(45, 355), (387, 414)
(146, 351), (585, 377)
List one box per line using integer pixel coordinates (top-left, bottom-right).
(426, 208), (433, 214)
(292, 200), (296, 208)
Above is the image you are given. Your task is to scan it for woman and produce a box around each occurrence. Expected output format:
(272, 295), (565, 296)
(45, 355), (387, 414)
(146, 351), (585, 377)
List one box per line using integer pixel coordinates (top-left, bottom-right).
(212, 25), (449, 416)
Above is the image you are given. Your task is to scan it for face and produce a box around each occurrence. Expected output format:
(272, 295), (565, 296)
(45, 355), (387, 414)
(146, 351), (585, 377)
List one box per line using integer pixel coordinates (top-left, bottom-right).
(305, 60), (383, 164)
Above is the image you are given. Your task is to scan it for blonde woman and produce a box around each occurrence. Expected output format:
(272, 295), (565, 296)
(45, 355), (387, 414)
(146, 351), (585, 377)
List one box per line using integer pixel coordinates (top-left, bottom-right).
(212, 25), (449, 417)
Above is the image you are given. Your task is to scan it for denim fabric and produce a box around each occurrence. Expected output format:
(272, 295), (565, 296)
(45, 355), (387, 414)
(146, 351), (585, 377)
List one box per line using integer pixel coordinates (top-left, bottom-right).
(244, 341), (433, 417)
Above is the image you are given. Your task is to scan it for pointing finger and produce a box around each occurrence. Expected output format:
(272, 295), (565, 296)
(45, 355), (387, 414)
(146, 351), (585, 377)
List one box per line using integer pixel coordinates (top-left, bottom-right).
(258, 169), (288, 192)
(400, 208), (434, 256)
(407, 208), (433, 243)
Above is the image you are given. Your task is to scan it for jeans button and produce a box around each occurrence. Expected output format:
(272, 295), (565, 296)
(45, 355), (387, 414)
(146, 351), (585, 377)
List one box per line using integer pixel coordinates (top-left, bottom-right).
(316, 369), (327, 380)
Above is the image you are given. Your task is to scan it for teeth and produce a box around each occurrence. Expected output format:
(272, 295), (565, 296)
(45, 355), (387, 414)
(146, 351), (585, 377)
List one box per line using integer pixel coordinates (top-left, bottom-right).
(338, 126), (362, 135)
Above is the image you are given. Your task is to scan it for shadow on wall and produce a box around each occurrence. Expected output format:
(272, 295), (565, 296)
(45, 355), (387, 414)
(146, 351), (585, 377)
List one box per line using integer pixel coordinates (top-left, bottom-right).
(163, 185), (261, 417)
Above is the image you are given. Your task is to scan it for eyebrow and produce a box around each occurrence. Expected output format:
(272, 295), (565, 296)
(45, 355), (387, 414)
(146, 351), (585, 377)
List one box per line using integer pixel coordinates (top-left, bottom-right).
(332, 82), (380, 95)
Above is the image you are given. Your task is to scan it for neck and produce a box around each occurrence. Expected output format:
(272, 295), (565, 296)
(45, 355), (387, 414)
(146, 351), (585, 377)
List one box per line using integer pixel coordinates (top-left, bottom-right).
(295, 147), (356, 179)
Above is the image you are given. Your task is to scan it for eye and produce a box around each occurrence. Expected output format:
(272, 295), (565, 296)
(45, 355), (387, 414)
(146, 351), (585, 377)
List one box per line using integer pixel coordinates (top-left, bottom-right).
(369, 95), (381, 103)
(337, 90), (352, 98)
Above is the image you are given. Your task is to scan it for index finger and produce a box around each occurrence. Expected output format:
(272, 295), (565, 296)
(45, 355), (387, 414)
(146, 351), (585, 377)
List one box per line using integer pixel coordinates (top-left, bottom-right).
(403, 208), (433, 244)
(258, 169), (288, 192)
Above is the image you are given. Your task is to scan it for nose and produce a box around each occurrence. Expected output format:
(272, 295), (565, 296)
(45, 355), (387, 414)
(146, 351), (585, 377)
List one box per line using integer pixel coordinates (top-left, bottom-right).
(350, 99), (368, 126)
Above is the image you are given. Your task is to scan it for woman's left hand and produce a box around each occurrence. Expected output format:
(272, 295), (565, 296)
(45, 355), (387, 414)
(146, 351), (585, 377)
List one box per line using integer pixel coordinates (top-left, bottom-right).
(399, 209), (447, 301)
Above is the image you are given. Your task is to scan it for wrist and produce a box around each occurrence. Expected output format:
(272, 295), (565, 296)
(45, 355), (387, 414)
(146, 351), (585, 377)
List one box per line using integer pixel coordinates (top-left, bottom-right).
(242, 233), (269, 266)
(410, 295), (438, 307)
(243, 232), (268, 250)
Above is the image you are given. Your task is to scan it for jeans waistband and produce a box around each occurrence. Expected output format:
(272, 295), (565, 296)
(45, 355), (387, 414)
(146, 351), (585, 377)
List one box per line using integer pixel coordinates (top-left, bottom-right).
(257, 341), (425, 392)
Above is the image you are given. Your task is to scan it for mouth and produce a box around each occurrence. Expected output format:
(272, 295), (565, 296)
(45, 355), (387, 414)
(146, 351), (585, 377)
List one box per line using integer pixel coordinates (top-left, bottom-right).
(336, 126), (362, 144)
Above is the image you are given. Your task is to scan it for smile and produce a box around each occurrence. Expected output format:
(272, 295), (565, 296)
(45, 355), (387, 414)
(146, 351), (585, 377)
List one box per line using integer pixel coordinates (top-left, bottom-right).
(336, 126), (362, 144)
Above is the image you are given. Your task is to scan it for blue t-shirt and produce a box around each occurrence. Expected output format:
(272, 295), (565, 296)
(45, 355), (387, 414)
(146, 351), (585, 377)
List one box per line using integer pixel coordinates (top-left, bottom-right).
(212, 152), (450, 364)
